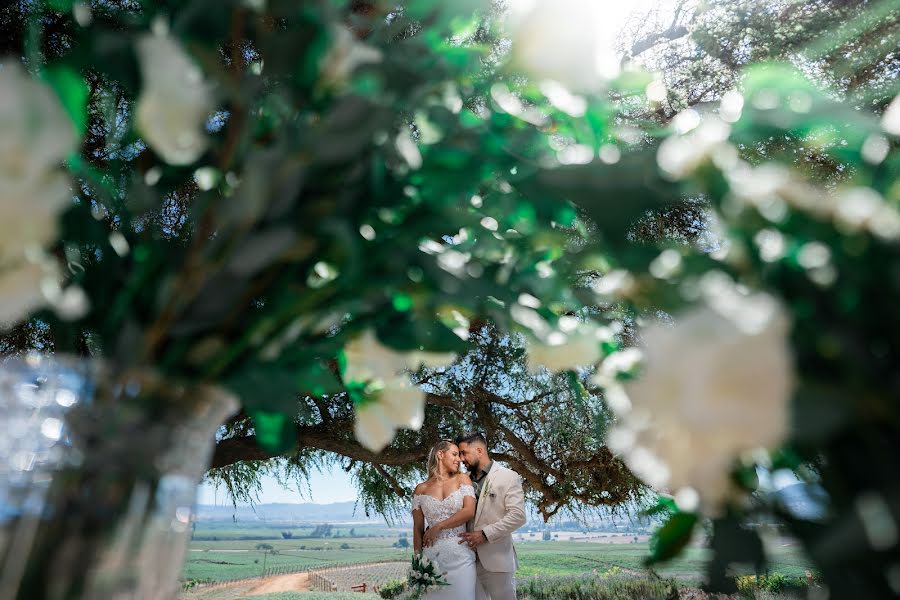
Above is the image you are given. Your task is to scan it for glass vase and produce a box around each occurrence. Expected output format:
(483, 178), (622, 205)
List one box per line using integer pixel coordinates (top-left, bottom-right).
(0, 355), (238, 600)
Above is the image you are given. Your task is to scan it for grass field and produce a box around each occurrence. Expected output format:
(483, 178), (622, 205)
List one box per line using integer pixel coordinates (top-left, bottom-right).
(183, 526), (814, 588)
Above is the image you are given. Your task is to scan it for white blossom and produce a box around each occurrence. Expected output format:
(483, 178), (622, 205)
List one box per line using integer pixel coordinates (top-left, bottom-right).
(135, 34), (213, 165)
(354, 401), (395, 453)
(609, 291), (793, 514)
(345, 329), (454, 451)
(319, 26), (382, 89)
(0, 259), (61, 326)
(657, 117), (732, 180)
(0, 61), (77, 325)
(882, 93), (900, 136)
(527, 327), (606, 372)
(507, 0), (607, 93)
(380, 380), (425, 431)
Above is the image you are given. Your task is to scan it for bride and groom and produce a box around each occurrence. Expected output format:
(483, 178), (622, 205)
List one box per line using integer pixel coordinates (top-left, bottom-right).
(411, 432), (527, 600)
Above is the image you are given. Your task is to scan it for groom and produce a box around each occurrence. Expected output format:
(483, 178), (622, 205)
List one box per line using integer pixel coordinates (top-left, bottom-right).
(456, 432), (527, 600)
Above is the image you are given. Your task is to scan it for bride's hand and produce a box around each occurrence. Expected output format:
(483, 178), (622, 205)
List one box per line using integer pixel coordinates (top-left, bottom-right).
(422, 524), (443, 547)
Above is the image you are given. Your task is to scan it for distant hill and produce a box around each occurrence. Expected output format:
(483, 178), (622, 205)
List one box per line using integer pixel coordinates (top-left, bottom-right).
(194, 501), (383, 523)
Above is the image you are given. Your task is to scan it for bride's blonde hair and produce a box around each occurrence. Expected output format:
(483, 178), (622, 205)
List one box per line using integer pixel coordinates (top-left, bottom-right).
(426, 440), (455, 479)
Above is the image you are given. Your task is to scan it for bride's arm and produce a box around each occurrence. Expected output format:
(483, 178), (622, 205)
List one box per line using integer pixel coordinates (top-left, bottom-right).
(413, 505), (425, 553)
(412, 483), (426, 553)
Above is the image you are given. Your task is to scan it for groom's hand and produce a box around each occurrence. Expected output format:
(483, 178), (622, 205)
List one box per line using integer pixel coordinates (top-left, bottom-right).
(458, 530), (488, 549)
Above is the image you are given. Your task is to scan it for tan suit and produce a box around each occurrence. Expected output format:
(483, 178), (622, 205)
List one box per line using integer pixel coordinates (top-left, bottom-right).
(470, 464), (527, 600)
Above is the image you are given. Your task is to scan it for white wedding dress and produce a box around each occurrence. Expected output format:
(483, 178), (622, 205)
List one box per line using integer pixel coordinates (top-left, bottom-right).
(412, 485), (478, 600)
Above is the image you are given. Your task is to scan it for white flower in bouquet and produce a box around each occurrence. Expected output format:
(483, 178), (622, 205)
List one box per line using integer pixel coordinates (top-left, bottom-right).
(135, 34), (213, 165)
(507, 0), (610, 93)
(608, 287), (793, 514)
(319, 25), (382, 90)
(346, 329), (454, 451)
(406, 552), (449, 596)
(1, 61), (77, 325)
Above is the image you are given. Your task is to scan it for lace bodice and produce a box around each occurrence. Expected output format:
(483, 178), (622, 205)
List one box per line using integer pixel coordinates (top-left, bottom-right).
(412, 485), (475, 541)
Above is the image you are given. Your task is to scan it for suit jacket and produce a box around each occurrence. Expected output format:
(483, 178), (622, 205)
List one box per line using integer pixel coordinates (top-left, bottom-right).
(470, 464), (527, 572)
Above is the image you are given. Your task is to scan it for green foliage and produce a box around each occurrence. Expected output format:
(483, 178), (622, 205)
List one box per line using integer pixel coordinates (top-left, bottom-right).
(378, 579), (406, 599)
(517, 572), (679, 600)
(647, 512), (697, 566)
(2, 0), (899, 595)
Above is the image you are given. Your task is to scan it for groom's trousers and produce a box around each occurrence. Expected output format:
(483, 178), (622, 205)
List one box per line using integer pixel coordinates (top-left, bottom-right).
(476, 561), (516, 600)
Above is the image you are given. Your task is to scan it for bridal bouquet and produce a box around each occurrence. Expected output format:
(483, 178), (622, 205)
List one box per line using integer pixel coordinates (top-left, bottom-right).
(402, 552), (450, 598)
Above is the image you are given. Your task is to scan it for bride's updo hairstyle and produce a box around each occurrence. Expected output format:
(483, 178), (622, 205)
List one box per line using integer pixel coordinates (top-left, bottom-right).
(426, 440), (455, 478)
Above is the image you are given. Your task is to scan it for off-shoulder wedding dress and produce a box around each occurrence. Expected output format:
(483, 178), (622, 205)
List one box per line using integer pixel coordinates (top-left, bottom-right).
(412, 484), (478, 599)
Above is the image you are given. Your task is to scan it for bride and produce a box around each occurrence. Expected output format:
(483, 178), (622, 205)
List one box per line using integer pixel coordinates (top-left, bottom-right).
(412, 440), (477, 599)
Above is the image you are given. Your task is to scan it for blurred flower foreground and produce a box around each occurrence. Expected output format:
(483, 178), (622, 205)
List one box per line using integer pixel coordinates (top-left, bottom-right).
(1, 0), (899, 598)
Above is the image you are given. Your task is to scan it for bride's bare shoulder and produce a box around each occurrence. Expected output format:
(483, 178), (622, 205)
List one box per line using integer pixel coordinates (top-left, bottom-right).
(456, 473), (473, 486)
(414, 480), (432, 495)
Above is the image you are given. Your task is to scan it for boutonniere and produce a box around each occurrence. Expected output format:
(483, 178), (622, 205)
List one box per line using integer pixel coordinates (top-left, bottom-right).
(482, 477), (494, 500)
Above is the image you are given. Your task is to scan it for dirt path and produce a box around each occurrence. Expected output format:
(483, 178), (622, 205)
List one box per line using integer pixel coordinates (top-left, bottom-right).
(243, 572), (310, 595)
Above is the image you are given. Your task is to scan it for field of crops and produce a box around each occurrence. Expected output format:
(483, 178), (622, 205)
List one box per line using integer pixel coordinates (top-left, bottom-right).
(183, 526), (814, 588)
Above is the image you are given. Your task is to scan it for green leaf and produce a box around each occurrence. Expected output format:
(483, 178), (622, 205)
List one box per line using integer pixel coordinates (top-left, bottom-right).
(641, 495), (678, 518)
(250, 410), (296, 455)
(376, 313), (469, 354)
(648, 511), (698, 564)
(41, 65), (89, 137)
(225, 363), (310, 417)
(513, 151), (677, 242)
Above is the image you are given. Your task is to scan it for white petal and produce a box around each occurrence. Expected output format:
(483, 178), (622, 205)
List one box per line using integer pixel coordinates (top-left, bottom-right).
(380, 381), (425, 430)
(354, 402), (395, 453)
(135, 35), (213, 165)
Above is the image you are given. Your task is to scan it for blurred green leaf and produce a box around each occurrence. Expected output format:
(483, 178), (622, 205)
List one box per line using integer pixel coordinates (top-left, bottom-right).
(250, 410), (296, 455)
(648, 511), (697, 564)
(514, 151), (677, 241)
(376, 313), (469, 353)
(41, 65), (89, 137)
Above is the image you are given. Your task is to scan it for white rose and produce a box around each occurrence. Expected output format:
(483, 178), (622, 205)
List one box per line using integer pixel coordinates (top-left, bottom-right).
(344, 329), (452, 383)
(345, 329), (452, 451)
(610, 292), (793, 513)
(0, 62), (77, 188)
(354, 401), (395, 453)
(380, 380), (425, 431)
(135, 34), (213, 165)
(507, 0), (606, 93)
(527, 327), (605, 372)
(0, 259), (61, 326)
(1, 61), (77, 325)
(882, 93), (900, 136)
(657, 117), (732, 180)
(319, 26), (382, 90)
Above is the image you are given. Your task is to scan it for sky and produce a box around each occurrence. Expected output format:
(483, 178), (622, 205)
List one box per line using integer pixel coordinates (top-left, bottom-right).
(197, 467), (357, 505)
(196, 0), (674, 507)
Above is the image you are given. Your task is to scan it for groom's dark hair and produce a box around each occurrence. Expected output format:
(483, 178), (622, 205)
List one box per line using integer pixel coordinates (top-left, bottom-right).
(455, 431), (487, 447)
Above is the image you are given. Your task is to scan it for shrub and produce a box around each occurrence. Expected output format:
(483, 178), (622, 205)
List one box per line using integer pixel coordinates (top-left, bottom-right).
(378, 579), (406, 599)
(340, 543), (351, 549)
(736, 572), (811, 597)
(281, 531), (293, 539)
(517, 573), (678, 600)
